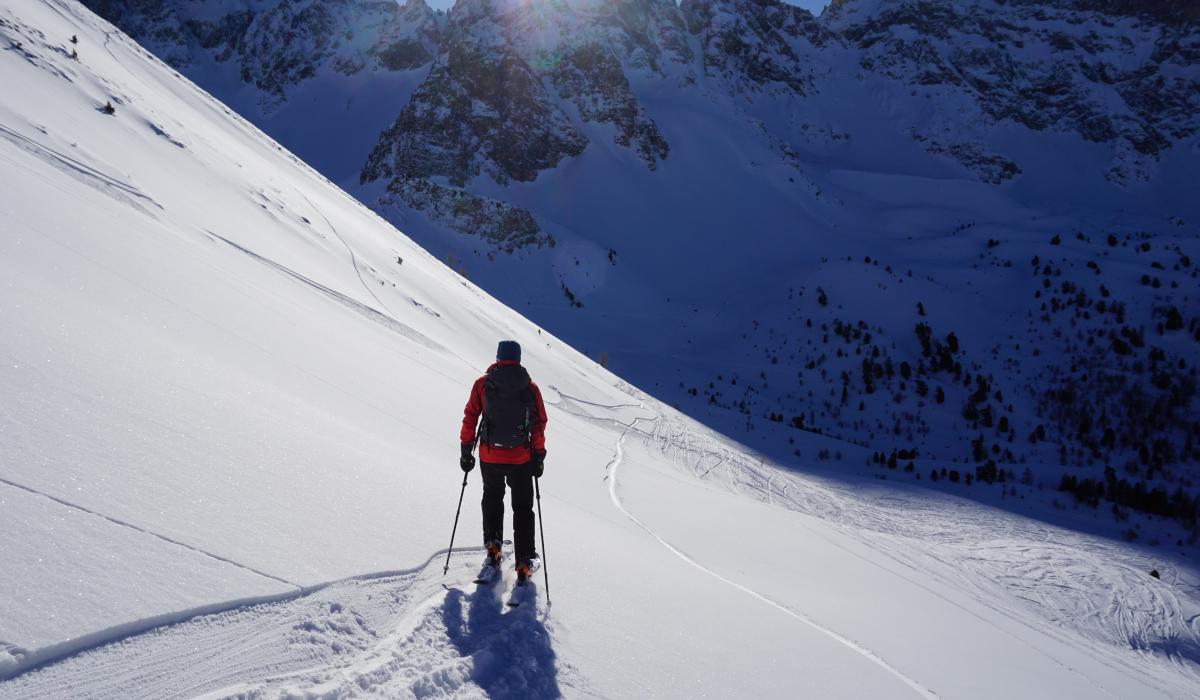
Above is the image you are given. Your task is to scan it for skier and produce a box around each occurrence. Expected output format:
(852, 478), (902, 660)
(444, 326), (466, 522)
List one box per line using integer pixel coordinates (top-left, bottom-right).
(460, 340), (548, 584)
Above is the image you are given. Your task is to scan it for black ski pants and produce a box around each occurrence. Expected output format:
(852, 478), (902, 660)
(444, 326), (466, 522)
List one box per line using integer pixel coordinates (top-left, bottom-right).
(481, 461), (536, 563)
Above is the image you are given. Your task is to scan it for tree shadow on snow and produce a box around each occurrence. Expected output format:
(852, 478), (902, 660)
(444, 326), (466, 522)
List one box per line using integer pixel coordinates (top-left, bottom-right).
(442, 582), (561, 699)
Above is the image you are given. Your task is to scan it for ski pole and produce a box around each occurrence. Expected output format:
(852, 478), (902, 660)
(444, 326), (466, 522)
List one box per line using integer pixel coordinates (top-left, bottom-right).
(443, 425), (483, 576)
(443, 472), (469, 576)
(535, 476), (550, 603)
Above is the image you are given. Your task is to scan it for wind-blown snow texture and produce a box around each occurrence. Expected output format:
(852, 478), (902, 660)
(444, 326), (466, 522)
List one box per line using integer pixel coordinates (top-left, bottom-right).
(1, 1), (1199, 698)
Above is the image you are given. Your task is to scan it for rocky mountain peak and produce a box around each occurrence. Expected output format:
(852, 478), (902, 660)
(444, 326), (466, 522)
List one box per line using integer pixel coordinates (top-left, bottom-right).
(399, 0), (437, 18)
(85, 0), (1200, 216)
(359, 0), (676, 251)
(82, 0), (444, 109)
(682, 0), (833, 94)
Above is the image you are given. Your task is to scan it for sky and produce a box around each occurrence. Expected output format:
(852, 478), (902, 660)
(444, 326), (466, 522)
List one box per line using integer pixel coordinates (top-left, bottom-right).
(424, 0), (830, 14)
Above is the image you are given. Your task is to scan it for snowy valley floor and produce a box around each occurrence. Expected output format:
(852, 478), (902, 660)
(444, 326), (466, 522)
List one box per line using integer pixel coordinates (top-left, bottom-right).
(4, 398), (1199, 699)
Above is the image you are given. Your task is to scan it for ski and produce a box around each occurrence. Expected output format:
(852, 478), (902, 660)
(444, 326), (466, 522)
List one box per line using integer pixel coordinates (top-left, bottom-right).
(473, 540), (512, 584)
(505, 558), (541, 607)
(473, 552), (504, 585)
(473, 564), (501, 585)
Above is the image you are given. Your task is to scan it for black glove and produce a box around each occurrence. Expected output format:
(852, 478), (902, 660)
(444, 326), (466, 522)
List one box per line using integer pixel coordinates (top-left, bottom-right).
(460, 443), (476, 472)
(530, 450), (546, 478)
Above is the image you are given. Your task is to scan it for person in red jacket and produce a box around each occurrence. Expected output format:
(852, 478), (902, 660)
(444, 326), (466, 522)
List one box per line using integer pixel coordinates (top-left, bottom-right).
(460, 340), (548, 580)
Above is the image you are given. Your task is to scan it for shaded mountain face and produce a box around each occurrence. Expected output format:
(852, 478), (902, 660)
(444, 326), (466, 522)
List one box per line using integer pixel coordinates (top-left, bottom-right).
(825, 0), (1200, 183)
(357, 0), (680, 248)
(85, 0), (1200, 219)
(84, 0), (1200, 516)
(85, 0), (442, 108)
(682, 0), (832, 94)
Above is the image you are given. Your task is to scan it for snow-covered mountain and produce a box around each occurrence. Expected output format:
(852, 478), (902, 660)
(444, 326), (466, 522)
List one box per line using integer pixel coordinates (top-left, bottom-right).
(80, 0), (1200, 536)
(2, 1), (1199, 696)
(825, 0), (1200, 184)
(85, 0), (1200, 188)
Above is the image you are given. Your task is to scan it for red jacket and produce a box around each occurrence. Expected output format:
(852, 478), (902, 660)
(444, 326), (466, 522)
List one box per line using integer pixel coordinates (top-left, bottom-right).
(461, 360), (548, 464)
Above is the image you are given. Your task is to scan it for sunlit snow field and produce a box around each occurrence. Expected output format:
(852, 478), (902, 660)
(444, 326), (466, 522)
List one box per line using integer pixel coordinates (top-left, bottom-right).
(1, 2), (1198, 698)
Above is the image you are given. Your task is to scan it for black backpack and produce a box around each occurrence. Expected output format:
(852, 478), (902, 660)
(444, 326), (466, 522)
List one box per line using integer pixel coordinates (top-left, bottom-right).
(481, 364), (535, 449)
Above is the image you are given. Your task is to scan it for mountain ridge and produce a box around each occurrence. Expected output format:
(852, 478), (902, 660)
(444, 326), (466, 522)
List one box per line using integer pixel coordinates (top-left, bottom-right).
(83, 0), (1200, 188)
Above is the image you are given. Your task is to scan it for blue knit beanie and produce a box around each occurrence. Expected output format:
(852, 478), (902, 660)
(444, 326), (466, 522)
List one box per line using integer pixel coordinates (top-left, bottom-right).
(497, 340), (521, 362)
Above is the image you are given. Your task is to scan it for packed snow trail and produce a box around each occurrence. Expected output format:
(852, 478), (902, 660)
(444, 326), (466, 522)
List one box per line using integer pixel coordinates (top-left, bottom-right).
(0, 540), (487, 685)
(605, 414), (939, 700)
(0, 550), (567, 699)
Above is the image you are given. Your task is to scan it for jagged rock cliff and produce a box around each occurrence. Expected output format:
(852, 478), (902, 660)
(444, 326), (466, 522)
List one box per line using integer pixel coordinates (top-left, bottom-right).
(826, 0), (1200, 183)
(86, 0), (1200, 202)
(86, 0), (442, 109)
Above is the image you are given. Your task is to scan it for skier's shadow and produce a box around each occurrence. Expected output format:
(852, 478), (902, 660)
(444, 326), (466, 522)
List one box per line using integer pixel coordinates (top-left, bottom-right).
(442, 581), (561, 699)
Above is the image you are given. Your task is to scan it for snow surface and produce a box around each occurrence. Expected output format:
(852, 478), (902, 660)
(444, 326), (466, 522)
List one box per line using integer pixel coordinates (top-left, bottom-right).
(1, 1), (1198, 697)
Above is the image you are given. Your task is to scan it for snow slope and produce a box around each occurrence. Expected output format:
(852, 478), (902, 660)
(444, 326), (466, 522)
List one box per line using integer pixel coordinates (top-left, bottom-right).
(81, 0), (1200, 513)
(1, 1), (1198, 697)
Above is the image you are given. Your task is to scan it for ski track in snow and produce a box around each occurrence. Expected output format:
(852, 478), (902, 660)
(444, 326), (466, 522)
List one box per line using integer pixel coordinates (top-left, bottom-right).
(3, 390), (1196, 697)
(637, 413), (1197, 695)
(206, 229), (444, 354)
(298, 189), (396, 319)
(4, 396), (941, 700)
(0, 475), (299, 590)
(204, 225), (487, 381)
(0, 124), (161, 215)
(604, 410), (940, 700)
(0, 546), (505, 695)
(551, 391), (1199, 698)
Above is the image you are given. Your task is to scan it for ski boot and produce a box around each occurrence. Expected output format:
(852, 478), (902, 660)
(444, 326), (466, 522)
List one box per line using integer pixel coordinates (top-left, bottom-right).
(474, 541), (504, 585)
(486, 541), (503, 567)
(515, 553), (540, 585)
